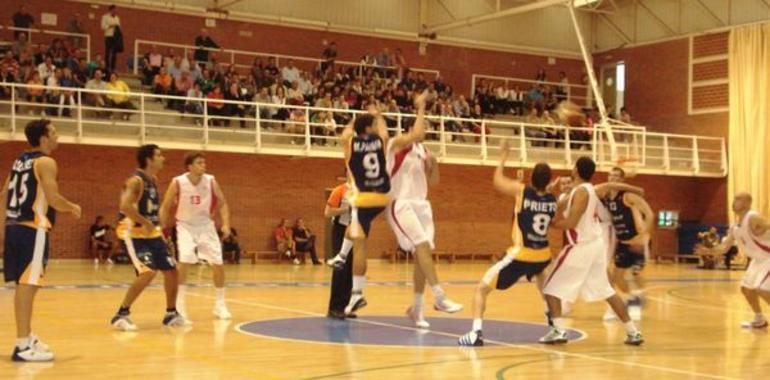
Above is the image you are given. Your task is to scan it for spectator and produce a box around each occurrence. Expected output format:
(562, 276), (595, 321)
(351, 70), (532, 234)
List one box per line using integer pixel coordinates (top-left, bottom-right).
(224, 81), (249, 128)
(170, 70), (193, 110)
(67, 13), (86, 47)
(541, 110), (560, 147)
(222, 227), (242, 264)
(287, 108), (307, 143)
(101, 5), (123, 73)
(697, 227), (721, 269)
(620, 107), (631, 124)
(264, 57), (279, 78)
(556, 71), (569, 101)
(469, 103), (490, 143)
(90, 215), (115, 264)
(494, 84), (510, 114)
(508, 85), (524, 116)
(311, 111), (336, 145)
(293, 218), (321, 265)
(394, 48), (407, 78)
(86, 54), (106, 78)
(254, 87), (272, 120)
(524, 107), (548, 147)
(85, 69), (108, 115)
(185, 82), (204, 124)
(286, 81), (304, 106)
(142, 45), (163, 85)
(281, 59), (300, 87)
(12, 4), (34, 39)
(36, 56), (55, 82)
(152, 66), (173, 97)
(535, 68), (546, 83)
(25, 70), (45, 115)
(321, 41), (337, 74)
(12, 33), (29, 59)
(206, 85), (225, 126)
(273, 219), (298, 264)
(196, 68), (216, 94)
(105, 72), (134, 120)
(271, 86), (289, 122)
(1, 52), (20, 96)
(194, 28), (220, 65)
(44, 68), (62, 116)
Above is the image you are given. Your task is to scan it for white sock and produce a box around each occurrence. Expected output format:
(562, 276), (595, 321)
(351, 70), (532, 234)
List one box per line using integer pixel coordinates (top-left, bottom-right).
(623, 321), (638, 334)
(352, 276), (366, 293)
(339, 239), (353, 259)
(16, 336), (31, 349)
(631, 289), (643, 297)
(430, 284), (446, 302)
(178, 285), (187, 308)
(553, 317), (566, 330)
(215, 287), (226, 305)
(472, 318), (483, 332)
(413, 293), (424, 308)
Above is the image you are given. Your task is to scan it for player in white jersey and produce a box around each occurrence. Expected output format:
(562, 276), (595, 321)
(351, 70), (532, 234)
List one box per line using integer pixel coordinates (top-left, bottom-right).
(540, 157), (643, 345)
(160, 152), (232, 321)
(385, 113), (463, 328)
(697, 192), (770, 328)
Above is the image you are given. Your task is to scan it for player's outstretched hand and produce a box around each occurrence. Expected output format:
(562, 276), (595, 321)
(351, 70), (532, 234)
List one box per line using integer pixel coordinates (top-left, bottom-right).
(71, 204), (82, 220)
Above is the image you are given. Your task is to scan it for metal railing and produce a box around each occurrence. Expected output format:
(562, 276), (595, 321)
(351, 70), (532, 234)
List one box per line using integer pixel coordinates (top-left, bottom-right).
(0, 82), (726, 177)
(471, 73), (592, 108)
(133, 39), (440, 79)
(0, 25), (91, 61)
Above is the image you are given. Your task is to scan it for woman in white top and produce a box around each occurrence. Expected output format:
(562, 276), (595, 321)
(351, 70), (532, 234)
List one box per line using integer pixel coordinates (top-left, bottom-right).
(101, 5), (122, 73)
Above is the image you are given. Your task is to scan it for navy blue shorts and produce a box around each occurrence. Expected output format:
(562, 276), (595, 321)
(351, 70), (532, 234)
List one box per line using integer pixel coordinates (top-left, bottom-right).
(3, 224), (49, 285)
(614, 243), (646, 270)
(356, 207), (384, 236)
(124, 237), (176, 274)
(496, 259), (551, 290)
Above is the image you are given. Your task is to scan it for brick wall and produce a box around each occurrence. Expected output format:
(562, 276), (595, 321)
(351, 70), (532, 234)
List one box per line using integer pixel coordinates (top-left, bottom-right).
(0, 141), (726, 259)
(596, 38), (729, 138)
(0, 0), (586, 95)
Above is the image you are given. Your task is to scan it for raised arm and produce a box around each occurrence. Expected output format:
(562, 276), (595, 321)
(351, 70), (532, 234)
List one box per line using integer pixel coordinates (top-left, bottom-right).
(625, 192), (655, 233)
(158, 179), (178, 229)
(120, 177), (154, 234)
(36, 157), (81, 218)
(389, 91), (427, 152)
(340, 118), (354, 161)
(372, 105), (389, 146)
(595, 182), (645, 198)
(213, 179), (231, 239)
(551, 187), (588, 230)
(493, 140), (524, 197)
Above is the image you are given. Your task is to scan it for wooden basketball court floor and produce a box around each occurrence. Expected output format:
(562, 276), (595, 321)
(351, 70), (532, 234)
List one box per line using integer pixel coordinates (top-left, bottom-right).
(0, 260), (767, 380)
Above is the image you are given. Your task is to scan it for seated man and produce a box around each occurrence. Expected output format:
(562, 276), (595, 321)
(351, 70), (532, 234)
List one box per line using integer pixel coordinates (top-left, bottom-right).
(90, 215), (115, 264)
(105, 72), (135, 120)
(292, 218), (320, 265)
(273, 219), (297, 264)
(697, 227), (721, 269)
(222, 227), (241, 264)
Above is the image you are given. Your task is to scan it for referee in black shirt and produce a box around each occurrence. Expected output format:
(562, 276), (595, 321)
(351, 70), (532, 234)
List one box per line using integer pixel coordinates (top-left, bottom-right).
(324, 183), (356, 319)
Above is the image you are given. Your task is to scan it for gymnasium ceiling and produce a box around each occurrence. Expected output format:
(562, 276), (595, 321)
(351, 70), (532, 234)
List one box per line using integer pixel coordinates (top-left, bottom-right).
(103, 0), (770, 56)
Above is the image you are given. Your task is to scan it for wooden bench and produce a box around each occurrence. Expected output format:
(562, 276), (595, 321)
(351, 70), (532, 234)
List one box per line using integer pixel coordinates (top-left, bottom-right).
(239, 250), (281, 263)
(675, 254), (701, 264)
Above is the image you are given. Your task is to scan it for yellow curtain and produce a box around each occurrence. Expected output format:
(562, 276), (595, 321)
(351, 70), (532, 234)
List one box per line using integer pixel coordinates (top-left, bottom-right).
(728, 24), (770, 218)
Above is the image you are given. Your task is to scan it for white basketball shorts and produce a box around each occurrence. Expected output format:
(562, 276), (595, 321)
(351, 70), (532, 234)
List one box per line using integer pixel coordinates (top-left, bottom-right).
(176, 221), (223, 265)
(386, 199), (435, 252)
(543, 238), (616, 303)
(741, 256), (770, 291)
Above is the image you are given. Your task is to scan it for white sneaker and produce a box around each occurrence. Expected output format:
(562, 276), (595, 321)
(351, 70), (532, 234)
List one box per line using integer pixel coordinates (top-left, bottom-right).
(434, 298), (463, 313)
(344, 293), (367, 315)
(538, 327), (568, 344)
(741, 319), (768, 329)
(406, 305), (430, 329)
(111, 315), (138, 332)
(326, 255), (346, 270)
(292, 258), (301, 265)
(12, 345), (54, 362)
(214, 305), (232, 320)
(106, 258), (114, 265)
(285, 250), (292, 257)
(29, 333), (50, 353)
(94, 258), (99, 264)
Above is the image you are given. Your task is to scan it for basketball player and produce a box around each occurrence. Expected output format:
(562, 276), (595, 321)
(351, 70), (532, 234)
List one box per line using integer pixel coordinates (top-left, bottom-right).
(159, 152), (232, 322)
(696, 193), (770, 328)
(602, 167), (654, 321)
(110, 144), (186, 331)
(540, 157), (643, 345)
(336, 93), (426, 316)
(3, 120), (81, 362)
(458, 141), (556, 346)
(384, 97), (463, 328)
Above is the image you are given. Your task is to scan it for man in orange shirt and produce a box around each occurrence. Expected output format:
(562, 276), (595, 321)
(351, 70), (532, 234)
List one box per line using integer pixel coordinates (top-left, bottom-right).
(152, 67), (173, 96)
(324, 183), (355, 319)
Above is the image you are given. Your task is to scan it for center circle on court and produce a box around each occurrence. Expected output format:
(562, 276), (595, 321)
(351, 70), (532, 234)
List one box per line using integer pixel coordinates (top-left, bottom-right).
(237, 316), (585, 347)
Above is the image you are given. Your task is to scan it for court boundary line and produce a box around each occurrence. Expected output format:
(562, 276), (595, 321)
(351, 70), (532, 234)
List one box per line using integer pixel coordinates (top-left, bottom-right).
(187, 291), (740, 380)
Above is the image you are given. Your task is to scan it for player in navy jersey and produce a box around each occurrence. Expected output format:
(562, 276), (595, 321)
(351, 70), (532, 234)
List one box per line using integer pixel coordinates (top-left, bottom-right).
(336, 93), (427, 316)
(110, 144), (187, 332)
(3, 120), (81, 362)
(602, 167), (654, 321)
(459, 141), (556, 346)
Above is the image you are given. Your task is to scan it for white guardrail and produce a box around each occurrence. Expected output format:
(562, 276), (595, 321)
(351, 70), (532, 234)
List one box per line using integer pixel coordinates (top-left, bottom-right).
(0, 82), (726, 177)
(472, 73), (592, 108)
(133, 39), (440, 79)
(0, 25), (91, 61)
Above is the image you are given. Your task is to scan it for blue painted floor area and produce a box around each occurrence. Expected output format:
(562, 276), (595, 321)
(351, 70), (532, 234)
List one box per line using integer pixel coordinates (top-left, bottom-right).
(237, 316), (584, 347)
